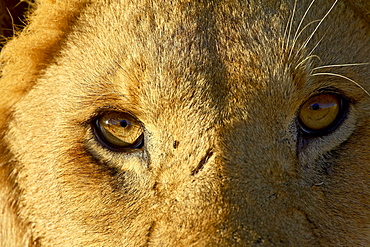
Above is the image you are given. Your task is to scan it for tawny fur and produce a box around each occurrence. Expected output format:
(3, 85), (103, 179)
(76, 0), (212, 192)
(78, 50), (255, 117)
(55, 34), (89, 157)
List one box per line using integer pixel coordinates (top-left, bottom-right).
(0, 0), (369, 246)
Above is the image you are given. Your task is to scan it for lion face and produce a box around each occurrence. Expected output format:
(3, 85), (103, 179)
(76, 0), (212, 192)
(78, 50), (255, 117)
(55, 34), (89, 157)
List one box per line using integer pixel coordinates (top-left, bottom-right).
(1, 0), (369, 246)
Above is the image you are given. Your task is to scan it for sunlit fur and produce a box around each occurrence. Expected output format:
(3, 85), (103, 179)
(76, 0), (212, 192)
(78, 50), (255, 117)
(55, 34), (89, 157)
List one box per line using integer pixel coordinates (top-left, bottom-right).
(0, 0), (369, 246)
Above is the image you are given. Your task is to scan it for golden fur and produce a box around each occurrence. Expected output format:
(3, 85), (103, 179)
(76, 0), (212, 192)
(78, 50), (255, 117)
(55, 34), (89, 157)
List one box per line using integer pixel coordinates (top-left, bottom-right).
(0, 0), (369, 246)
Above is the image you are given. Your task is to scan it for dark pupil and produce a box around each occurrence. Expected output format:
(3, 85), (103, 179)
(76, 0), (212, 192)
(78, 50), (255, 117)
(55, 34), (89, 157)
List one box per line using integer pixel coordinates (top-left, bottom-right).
(311, 103), (320, 110)
(120, 120), (129, 127)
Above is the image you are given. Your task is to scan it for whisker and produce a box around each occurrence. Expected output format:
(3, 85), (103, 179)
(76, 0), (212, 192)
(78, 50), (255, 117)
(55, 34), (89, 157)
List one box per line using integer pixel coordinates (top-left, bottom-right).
(295, 36), (325, 70)
(289, 20), (320, 59)
(6, 8), (15, 37)
(295, 55), (322, 70)
(283, 11), (291, 48)
(292, 0), (316, 47)
(296, 0), (338, 55)
(295, 32), (326, 70)
(285, 0), (297, 51)
(312, 63), (370, 71)
(283, 21), (290, 50)
(306, 34), (326, 57)
(311, 72), (370, 96)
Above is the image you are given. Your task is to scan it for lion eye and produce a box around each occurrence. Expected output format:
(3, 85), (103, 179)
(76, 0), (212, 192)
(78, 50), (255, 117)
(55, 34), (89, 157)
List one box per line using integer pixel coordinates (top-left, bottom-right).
(93, 112), (144, 151)
(298, 93), (345, 135)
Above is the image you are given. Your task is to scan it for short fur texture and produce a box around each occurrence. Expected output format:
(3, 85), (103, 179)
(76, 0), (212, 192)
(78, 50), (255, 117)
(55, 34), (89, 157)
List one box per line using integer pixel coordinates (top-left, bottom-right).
(0, 0), (369, 246)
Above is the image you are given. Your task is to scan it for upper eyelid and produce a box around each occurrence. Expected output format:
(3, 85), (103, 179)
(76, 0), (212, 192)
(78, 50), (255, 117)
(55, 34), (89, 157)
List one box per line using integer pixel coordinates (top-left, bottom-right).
(302, 87), (355, 105)
(312, 86), (343, 95)
(83, 107), (142, 125)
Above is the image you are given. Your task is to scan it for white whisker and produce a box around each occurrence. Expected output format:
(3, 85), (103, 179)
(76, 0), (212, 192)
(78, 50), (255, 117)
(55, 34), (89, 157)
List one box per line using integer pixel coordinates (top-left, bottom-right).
(295, 55), (322, 70)
(306, 34), (326, 58)
(311, 72), (370, 96)
(312, 63), (370, 71)
(297, 0), (338, 54)
(289, 20), (320, 59)
(283, 14), (290, 49)
(285, 0), (297, 50)
(291, 0), (316, 47)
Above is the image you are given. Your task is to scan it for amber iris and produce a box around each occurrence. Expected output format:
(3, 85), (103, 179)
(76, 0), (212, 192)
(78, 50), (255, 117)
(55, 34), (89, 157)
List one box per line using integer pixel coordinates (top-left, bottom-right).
(299, 94), (341, 131)
(94, 112), (143, 149)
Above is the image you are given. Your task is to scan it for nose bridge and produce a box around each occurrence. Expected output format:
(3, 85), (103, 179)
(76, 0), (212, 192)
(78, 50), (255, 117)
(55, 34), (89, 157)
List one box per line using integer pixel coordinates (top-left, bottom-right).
(148, 124), (302, 245)
(224, 117), (296, 172)
(156, 107), (285, 185)
(150, 115), (218, 188)
(146, 122), (229, 244)
(145, 64), (306, 242)
(150, 92), (296, 195)
(219, 109), (301, 203)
